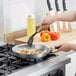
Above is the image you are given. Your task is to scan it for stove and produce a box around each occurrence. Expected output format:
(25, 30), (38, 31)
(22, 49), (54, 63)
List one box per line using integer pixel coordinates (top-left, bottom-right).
(0, 44), (57, 76)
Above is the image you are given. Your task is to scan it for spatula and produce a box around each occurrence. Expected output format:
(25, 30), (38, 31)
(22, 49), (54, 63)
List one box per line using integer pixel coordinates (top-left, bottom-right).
(27, 26), (42, 47)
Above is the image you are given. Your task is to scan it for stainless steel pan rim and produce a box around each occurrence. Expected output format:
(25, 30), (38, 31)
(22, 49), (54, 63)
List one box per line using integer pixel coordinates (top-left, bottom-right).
(12, 44), (50, 59)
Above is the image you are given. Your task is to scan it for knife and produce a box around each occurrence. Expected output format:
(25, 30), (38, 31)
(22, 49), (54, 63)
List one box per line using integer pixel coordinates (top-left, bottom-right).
(62, 0), (72, 32)
(55, 0), (61, 32)
(62, 0), (67, 11)
(55, 0), (60, 11)
(47, 0), (52, 11)
(47, 0), (54, 32)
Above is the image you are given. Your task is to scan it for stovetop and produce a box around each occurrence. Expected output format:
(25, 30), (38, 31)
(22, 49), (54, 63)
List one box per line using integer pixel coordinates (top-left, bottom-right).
(0, 44), (57, 76)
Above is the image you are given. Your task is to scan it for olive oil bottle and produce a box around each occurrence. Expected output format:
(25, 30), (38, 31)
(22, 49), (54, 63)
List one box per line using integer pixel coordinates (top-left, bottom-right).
(27, 14), (36, 38)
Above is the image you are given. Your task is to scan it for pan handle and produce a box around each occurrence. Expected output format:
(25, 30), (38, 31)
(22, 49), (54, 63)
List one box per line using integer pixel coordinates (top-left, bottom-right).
(55, 46), (61, 49)
(50, 46), (61, 53)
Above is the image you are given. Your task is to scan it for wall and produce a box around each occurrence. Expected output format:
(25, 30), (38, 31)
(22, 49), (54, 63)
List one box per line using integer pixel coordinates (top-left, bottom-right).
(0, 0), (4, 41)
(3, 0), (35, 34)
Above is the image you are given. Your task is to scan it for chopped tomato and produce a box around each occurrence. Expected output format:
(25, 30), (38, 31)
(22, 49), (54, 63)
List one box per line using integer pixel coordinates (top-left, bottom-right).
(25, 50), (28, 53)
(21, 49), (42, 54)
(36, 50), (40, 51)
(21, 50), (25, 54)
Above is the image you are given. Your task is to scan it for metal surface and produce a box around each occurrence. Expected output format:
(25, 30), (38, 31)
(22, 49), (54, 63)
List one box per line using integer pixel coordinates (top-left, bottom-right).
(12, 44), (50, 59)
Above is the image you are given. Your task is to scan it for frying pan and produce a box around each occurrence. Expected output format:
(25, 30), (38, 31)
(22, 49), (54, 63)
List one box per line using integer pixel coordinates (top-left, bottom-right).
(12, 44), (60, 59)
(12, 44), (50, 59)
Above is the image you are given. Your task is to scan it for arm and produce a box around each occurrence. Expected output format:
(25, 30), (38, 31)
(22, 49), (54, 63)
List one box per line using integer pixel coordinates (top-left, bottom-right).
(58, 43), (76, 52)
(71, 44), (76, 51)
(42, 11), (76, 26)
(54, 11), (76, 22)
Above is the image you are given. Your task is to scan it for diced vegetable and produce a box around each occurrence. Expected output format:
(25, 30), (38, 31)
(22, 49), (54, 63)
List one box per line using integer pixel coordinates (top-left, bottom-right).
(21, 49), (42, 55)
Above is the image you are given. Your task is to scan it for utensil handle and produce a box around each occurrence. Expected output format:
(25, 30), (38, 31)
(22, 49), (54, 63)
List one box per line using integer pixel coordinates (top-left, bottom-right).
(55, 0), (60, 11)
(55, 46), (61, 49)
(37, 26), (43, 33)
(47, 0), (52, 11)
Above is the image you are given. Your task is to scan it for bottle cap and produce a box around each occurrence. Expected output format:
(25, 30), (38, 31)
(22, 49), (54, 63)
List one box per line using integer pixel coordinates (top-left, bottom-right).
(28, 13), (35, 18)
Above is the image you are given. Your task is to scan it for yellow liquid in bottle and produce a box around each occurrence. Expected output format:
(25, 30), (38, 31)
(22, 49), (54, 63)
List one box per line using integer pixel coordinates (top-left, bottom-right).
(27, 17), (36, 38)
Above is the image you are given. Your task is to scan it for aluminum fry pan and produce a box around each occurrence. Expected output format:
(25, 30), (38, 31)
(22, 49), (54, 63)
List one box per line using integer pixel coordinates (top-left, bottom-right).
(12, 44), (50, 59)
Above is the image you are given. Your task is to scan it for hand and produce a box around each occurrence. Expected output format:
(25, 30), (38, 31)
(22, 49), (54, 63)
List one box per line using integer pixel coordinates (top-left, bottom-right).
(57, 43), (72, 52)
(42, 16), (55, 27)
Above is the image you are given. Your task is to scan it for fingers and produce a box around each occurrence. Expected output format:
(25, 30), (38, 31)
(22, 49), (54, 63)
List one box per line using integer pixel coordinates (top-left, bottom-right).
(41, 20), (49, 27)
(42, 20), (47, 25)
(57, 46), (64, 51)
(57, 44), (70, 52)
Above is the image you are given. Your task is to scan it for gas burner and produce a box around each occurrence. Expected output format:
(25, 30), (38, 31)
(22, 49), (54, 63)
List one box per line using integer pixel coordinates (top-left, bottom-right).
(0, 70), (6, 76)
(0, 62), (6, 69)
(0, 44), (57, 75)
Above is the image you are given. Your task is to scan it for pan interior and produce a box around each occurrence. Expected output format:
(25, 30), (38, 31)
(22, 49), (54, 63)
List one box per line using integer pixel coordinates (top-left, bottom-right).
(12, 44), (49, 54)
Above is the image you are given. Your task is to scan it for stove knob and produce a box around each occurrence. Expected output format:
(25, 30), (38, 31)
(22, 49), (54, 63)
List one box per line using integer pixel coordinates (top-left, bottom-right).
(56, 69), (64, 76)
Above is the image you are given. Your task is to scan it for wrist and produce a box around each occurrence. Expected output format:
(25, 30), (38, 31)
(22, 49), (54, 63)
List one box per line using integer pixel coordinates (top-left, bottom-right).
(51, 16), (57, 23)
(69, 44), (73, 50)
(69, 44), (76, 51)
(52, 15), (58, 22)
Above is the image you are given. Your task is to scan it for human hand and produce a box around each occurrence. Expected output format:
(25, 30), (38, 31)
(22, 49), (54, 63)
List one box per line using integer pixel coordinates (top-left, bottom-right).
(57, 43), (72, 52)
(42, 16), (55, 27)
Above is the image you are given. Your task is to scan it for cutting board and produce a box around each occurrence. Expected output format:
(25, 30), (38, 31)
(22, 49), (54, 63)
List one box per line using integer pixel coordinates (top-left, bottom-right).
(15, 30), (76, 52)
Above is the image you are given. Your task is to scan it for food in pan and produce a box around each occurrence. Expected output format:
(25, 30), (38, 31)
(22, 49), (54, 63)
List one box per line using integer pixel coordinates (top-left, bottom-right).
(21, 49), (42, 54)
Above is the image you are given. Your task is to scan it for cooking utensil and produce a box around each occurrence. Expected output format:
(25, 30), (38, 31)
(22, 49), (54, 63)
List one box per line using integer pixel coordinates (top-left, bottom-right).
(12, 44), (60, 59)
(27, 26), (42, 47)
